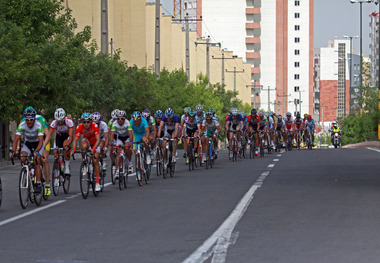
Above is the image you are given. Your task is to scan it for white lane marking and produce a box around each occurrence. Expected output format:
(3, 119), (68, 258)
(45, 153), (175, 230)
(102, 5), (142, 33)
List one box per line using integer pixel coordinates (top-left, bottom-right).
(273, 159), (279, 162)
(268, 164), (275, 168)
(0, 200), (66, 227)
(276, 154), (281, 157)
(367, 147), (380, 153)
(182, 170), (271, 263)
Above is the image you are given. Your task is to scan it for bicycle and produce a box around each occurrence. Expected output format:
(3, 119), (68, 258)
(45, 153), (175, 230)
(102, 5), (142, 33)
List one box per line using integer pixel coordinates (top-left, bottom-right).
(12, 152), (43, 209)
(248, 131), (256, 159)
(185, 136), (197, 172)
(51, 147), (72, 196)
(133, 142), (150, 186)
(266, 130), (273, 155)
(306, 129), (313, 150)
(112, 145), (128, 190)
(205, 134), (216, 169)
(275, 130), (282, 153)
(285, 130), (293, 151)
(259, 130), (265, 157)
(155, 139), (164, 176)
(229, 131), (239, 162)
(161, 138), (176, 178)
(295, 129), (302, 150)
(77, 150), (101, 199)
(98, 153), (106, 192)
(197, 136), (203, 167)
(239, 131), (247, 158)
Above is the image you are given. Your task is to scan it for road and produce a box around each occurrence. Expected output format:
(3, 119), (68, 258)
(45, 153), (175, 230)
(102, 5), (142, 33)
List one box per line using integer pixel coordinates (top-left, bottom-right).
(0, 147), (380, 263)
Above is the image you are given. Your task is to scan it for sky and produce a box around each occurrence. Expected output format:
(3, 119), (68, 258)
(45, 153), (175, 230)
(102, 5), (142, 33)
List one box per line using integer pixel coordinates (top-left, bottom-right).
(158, 0), (379, 56)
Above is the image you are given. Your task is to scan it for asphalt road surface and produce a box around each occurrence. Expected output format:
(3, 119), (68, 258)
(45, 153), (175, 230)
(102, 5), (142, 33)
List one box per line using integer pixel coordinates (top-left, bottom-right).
(0, 147), (380, 263)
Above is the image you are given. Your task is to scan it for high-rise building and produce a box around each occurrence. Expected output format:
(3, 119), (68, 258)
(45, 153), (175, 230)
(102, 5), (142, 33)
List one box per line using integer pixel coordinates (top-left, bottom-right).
(369, 12), (379, 87)
(183, 0), (314, 115)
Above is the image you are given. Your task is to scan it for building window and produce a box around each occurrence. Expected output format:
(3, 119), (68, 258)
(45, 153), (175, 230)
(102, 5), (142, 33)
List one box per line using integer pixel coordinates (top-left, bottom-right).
(295, 0), (300, 6)
(295, 49), (300, 55)
(295, 25), (300, 31)
(294, 86), (300, 92)
(295, 13), (300, 18)
(295, 37), (300, 43)
(295, 74), (300, 80)
(295, 62), (300, 67)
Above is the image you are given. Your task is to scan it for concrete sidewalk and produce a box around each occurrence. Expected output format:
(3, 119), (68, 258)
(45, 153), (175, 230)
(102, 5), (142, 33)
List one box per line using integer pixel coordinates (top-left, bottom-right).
(343, 141), (380, 149)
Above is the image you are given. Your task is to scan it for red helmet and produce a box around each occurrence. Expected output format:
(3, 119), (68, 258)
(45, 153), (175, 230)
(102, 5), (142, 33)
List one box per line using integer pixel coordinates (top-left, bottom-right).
(307, 115), (312, 120)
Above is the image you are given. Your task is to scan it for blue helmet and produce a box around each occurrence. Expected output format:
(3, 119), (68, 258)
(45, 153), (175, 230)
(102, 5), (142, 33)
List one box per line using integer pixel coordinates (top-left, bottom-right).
(131, 111), (141, 120)
(81, 112), (92, 120)
(165, 108), (174, 118)
(23, 107), (37, 119)
(188, 109), (196, 117)
(142, 109), (150, 120)
(92, 112), (102, 122)
(154, 110), (163, 118)
(117, 110), (126, 118)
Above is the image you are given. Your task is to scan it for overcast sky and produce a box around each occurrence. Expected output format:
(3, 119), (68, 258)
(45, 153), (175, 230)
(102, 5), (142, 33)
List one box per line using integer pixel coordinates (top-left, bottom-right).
(159, 0), (379, 56)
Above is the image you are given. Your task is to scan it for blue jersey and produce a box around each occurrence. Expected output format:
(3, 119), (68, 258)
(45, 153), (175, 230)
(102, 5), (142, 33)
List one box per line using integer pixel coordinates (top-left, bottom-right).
(227, 114), (243, 125)
(161, 115), (180, 130)
(128, 117), (149, 135)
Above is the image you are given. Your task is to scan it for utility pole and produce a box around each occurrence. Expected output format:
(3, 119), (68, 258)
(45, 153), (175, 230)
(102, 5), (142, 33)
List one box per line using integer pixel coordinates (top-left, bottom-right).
(172, 14), (202, 82)
(213, 54), (238, 87)
(278, 93), (290, 116)
(246, 82), (262, 109)
(101, 0), (108, 54)
(226, 67), (245, 92)
(155, 0), (160, 77)
(261, 86), (276, 112)
(195, 36), (221, 81)
(276, 101), (281, 114)
(110, 38), (113, 58)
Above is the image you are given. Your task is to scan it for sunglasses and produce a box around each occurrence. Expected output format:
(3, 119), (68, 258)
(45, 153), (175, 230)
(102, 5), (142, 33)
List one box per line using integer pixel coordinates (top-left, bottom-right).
(25, 119), (35, 122)
(82, 121), (91, 124)
(118, 118), (125, 120)
(133, 117), (141, 121)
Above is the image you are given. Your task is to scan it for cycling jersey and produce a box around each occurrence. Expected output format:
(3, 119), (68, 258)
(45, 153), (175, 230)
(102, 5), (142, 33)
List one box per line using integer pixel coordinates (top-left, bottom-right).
(276, 119), (285, 130)
(146, 116), (156, 134)
(16, 120), (44, 143)
(284, 116), (294, 130)
(129, 117), (149, 135)
(96, 121), (109, 140)
(247, 115), (260, 129)
(259, 116), (267, 130)
(184, 117), (200, 131)
(294, 118), (303, 130)
(112, 120), (130, 138)
(50, 118), (74, 135)
(305, 119), (315, 130)
(202, 119), (219, 136)
(196, 111), (205, 125)
(213, 114), (219, 121)
(161, 115), (180, 131)
(108, 119), (116, 129)
(227, 114), (243, 125)
(75, 122), (100, 146)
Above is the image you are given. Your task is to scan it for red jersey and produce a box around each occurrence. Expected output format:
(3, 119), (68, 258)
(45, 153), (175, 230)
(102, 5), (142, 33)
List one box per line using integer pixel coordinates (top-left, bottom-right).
(294, 118), (303, 129)
(225, 114), (230, 121)
(75, 122), (100, 145)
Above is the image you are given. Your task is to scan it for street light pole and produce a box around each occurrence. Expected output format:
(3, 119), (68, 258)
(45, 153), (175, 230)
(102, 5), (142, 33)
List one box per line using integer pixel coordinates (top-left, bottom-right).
(261, 86), (276, 112)
(343, 35), (359, 110)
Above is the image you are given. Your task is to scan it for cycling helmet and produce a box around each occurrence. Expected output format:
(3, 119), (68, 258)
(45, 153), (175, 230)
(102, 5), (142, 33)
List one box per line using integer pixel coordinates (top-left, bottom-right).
(258, 111), (264, 117)
(111, 109), (120, 119)
(240, 112), (246, 118)
(277, 115), (283, 121)
(286, 112), (291, 117)
(117, 110), (126, 118)
(54, 108), (66, 121)
(230, 107), (234, 114)
(23, 107), (37, 119)
(209, 108), (216, 115)
(264, 112), (269, 117)
(165, 108), (174, 118)
(307, 115), (312, 120)
(304, 113), (308, 118)
(189, 109), (196, 117)
(142, 109), (151, 120)
(251, 108), (257, 115)
(232, 108), (239, 116)
(154, 110), (163, 118)
(132, 111), (142, 120)
(92, 112), (102, 122)
(184, 107), (191, 114)
(205, 112), (213, 119)
(81, 112), (92, 120)
(296, 112), (301, 118)
(196, 104), (203, 113)
(269, 111), (274, 116)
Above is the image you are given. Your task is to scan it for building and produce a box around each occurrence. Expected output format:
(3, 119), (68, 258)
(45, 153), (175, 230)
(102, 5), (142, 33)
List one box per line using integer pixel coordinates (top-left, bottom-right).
(369, 12), (379, 87)
(66, 0), (252, 105)
(314, 39), (350, 129)
(180, 0), (314, 115)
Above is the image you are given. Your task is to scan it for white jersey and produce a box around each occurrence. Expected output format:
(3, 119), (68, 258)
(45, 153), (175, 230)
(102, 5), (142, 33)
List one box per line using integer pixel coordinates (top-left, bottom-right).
(50, 118), (74, 135)
(97, 121), (109, 137)
(284, 117), (294, 128)
(16, 121), (44, 142)
(112, 120), (130, 137)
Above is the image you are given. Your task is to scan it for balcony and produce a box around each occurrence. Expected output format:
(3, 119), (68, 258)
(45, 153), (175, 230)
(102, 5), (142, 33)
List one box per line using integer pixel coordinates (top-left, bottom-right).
(246, 8), (260, 15)
(246, 37), (261, 44)
(246, 22), (260, 29)
(246, 51), (260, 59)
(251, 67), (260, 74)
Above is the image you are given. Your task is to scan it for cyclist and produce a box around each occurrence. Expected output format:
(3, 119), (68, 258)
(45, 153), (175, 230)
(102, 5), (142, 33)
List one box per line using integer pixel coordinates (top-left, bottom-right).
(202, 112), (221, 160)
(154, 110), (164, 139)
(195, 104), (205, 126)
(226, 108), (244, 158)
(284, 112), (295, 147)
(182, 109), (201, 164)
(180, 107), (191, 132)
(71, 113), (102, 192)
(275, 114), (285, 147)
(209, 108), (219, 121)
(21, 106), (51, 196)
(92, 112), (109, 171)
(304, 115), (316, 146)
(303, 113), (308, 123)
(267, 111), (275, 149)
(294, 112), (304, 147)
(46, 108), (74, 175)
(110, 110), (133, 178)
(258, 111), (269, 149)
(246, 108), (260, 156)
(142, 109), (157, 150)
(12, 107), (45, 193)
(157, 108), (180, 165)
(108, 109), (120, 166)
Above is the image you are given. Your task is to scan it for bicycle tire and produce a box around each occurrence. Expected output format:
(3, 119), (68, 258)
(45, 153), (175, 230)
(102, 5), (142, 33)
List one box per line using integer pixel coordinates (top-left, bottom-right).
(135, 153), (143, 186)
(188, 143), (193, 172)
(52, 159), (60, 196)
(143, 152), (150, 183)
(232, 139), (236, 162)
(92, 170), (99, 197)
(79, 162), (89, 199)
(119, 156), (124, 190)
(34, 186), (43, 206)
(19, 167), (29, 209)
(63, 173), (70, 194)
(162, 148), (168, 179)
(170, 162), (175, 177)
(111, 161), (116, 185)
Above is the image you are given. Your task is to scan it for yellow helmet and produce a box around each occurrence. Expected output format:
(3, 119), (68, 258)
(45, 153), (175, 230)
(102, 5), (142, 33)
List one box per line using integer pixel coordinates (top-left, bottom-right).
(304, 113), (308, 118)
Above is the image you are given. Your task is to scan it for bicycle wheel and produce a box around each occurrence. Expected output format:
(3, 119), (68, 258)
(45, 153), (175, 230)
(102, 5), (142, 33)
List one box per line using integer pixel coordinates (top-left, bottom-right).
(63, 172), (70, 194)
(170, 161), (175, 177)
(79, 163), (89, 199)
(100, 169), (105, 192)
(232, 139), (236, 162)
(119, 156), (124, 190)
(34, 185), (43, 206)
(52, 159), (60, 196)
(111, 160), (116, 185)
(92, 170), (99, 197)
(188, 143), (193, 172)
(162, 148), (168, 179)
(155, 147), (162, 176)
(135, 153), (143, 186)
(19, 167), (29, 209)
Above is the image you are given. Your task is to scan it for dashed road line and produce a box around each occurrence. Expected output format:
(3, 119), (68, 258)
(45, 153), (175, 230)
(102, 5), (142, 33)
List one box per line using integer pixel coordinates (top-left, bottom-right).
(367, 147), (380, 153)
(268, 164), (275, 168)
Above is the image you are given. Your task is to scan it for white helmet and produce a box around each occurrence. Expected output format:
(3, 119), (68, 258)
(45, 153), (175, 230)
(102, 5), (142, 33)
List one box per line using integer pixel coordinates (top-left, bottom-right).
(54, 108), (66, 121)
(111, 109), (120, 120)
